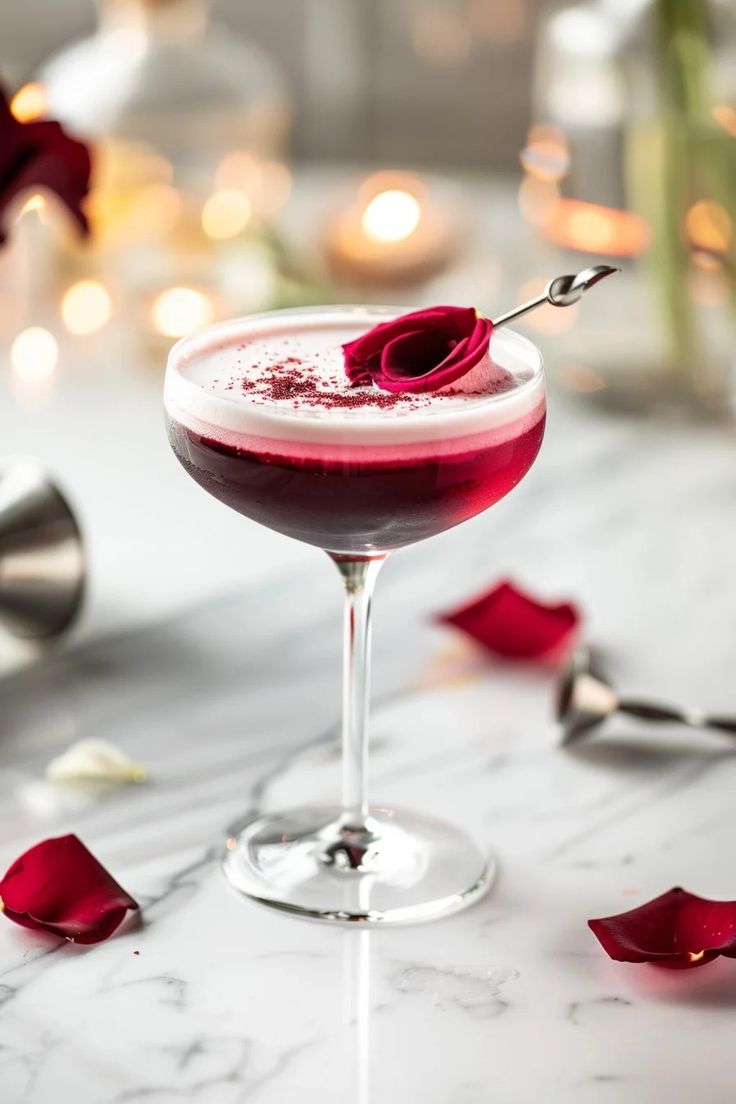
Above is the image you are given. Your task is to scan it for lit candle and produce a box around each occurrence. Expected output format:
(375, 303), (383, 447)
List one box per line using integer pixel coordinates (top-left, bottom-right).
(323, 172), (456, 286)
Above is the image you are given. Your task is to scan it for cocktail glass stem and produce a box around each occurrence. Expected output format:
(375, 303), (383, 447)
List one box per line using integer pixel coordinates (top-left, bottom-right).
(327, 555), (386, 857)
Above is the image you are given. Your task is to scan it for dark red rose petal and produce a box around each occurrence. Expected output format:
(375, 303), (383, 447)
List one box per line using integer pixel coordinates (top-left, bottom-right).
(589, 887), (736, 969)
(0, 834), (138, 945)
(343, 305), (492, 393)
(381, 328), (463, 380)
(0, 84), (91, 245)
(438, 579), (580, 661)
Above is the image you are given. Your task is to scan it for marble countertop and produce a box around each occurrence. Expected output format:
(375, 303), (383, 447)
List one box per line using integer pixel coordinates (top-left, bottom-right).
(2, 181), (736, 1102)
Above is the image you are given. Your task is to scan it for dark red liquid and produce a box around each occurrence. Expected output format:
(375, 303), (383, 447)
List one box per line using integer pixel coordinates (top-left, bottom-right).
(166, 413), (545, 553)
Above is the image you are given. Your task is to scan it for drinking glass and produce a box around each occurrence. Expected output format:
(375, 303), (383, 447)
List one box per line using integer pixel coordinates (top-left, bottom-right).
(164, 305), (546, 924)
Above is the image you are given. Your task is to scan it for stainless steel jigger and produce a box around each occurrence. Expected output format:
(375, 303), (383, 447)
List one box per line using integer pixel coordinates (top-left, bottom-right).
(557, 649), (736, 746)
(492, 264), (619, 328)
(0, 457), (85, 639)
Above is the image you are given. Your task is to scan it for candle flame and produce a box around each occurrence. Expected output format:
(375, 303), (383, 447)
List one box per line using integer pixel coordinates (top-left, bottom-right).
(361, 190), (422, 244)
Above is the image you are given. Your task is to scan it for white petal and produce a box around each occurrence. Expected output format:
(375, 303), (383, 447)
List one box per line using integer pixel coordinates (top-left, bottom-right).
(46, 739), (147, 785)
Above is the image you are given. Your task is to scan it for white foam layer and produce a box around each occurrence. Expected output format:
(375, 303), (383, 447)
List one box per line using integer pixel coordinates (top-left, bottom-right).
(164, 307), (545, 457)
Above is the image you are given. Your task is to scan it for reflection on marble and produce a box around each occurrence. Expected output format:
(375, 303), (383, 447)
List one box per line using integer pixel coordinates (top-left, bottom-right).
(1, 393), (736, 1102)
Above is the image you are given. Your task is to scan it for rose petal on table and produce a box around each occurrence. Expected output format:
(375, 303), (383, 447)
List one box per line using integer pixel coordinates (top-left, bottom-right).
(437, 579), (580, 661)
(0, 834), (138, 944)
(46, 739), (147, 786)
(589, 887), (736, 969)
(0, 83), (91, 245)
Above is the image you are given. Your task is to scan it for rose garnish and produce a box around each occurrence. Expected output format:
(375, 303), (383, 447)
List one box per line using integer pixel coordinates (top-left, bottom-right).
(0, 834), (138, 945)
(438, 579), (580, 662)
(343, 305), (493, 393)
(589, 887), (736, 970)
(0, 82), (91, 246)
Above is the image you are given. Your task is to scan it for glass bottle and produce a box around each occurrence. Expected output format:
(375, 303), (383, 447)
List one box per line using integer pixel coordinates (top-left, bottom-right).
(531, 0), (736, 415)
(36, 0), (292, 355)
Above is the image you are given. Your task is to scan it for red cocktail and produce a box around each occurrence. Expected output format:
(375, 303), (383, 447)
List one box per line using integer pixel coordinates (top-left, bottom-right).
(164, 306), (546, 923)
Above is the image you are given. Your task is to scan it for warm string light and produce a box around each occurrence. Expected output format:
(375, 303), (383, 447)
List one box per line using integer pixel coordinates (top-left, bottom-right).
(151, 287), (214, 338)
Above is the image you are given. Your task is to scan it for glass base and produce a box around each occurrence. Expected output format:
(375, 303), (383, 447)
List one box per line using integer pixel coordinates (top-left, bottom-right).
(223, 804), (494, 925)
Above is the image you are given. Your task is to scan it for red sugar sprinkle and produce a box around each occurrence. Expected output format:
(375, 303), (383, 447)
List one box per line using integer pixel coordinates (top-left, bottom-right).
(240, 360), (416, 409)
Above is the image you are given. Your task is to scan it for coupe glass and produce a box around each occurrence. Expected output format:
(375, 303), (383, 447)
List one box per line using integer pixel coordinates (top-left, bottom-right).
(164, 305), (546, 924)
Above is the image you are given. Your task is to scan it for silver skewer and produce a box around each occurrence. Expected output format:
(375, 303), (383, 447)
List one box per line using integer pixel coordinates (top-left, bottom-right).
(492, 264), (619, 329)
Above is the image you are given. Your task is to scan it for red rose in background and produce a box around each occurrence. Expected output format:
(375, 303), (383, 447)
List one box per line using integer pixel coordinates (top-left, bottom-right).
(0, 834), (138, 944)
(343, 305), (492, 393)
(0, 84), (91, 246)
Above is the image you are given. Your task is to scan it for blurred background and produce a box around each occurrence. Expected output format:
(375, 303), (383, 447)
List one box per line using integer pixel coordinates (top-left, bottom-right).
(1, 0), (735, 652)
(3, 0), (736, 400)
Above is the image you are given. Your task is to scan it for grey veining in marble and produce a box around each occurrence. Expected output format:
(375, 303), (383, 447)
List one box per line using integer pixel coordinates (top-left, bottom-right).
(1, 389), (736, 1103)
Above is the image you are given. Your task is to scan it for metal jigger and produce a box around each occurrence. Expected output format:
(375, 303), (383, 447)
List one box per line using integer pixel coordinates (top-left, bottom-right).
(558, 649), (736, 746)
(0, 457), (85, 639)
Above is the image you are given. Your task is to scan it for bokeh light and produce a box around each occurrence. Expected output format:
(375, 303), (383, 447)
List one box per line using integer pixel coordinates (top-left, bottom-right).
(544, 199), (650, 257)
(712, 104), (736, 138)
(685, 200), (732, 253)
(361, 190), (422, 243)
(151, 288), (213, 338)
(18, 194), (46, 218)
(520, 123), (570, 181)
(202, 189), (253, 239)
(10, 82), (48, 122)
(10, 327), (58, 383)
(61, 280), (112, 335)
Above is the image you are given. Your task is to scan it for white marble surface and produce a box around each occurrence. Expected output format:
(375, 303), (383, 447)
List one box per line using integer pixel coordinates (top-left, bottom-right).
(2, 180), (736, 1102)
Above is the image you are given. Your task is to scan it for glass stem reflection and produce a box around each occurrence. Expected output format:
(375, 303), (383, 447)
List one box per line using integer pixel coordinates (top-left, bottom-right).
(332, 555), (386, 832)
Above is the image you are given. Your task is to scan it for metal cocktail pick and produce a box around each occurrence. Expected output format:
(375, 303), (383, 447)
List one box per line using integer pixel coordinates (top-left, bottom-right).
(0, 457), (85, 639)
(557, 649), (736, 747)
(492, 264), (619, 329)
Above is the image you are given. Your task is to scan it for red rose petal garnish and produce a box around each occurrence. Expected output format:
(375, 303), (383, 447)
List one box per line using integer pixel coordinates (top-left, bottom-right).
(343, 305), (492, 393)
(0, 84), (91, 245)
(438, 579), (580, 661)
(0, 834), (138, 945)
(589, 887), (736, 969)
